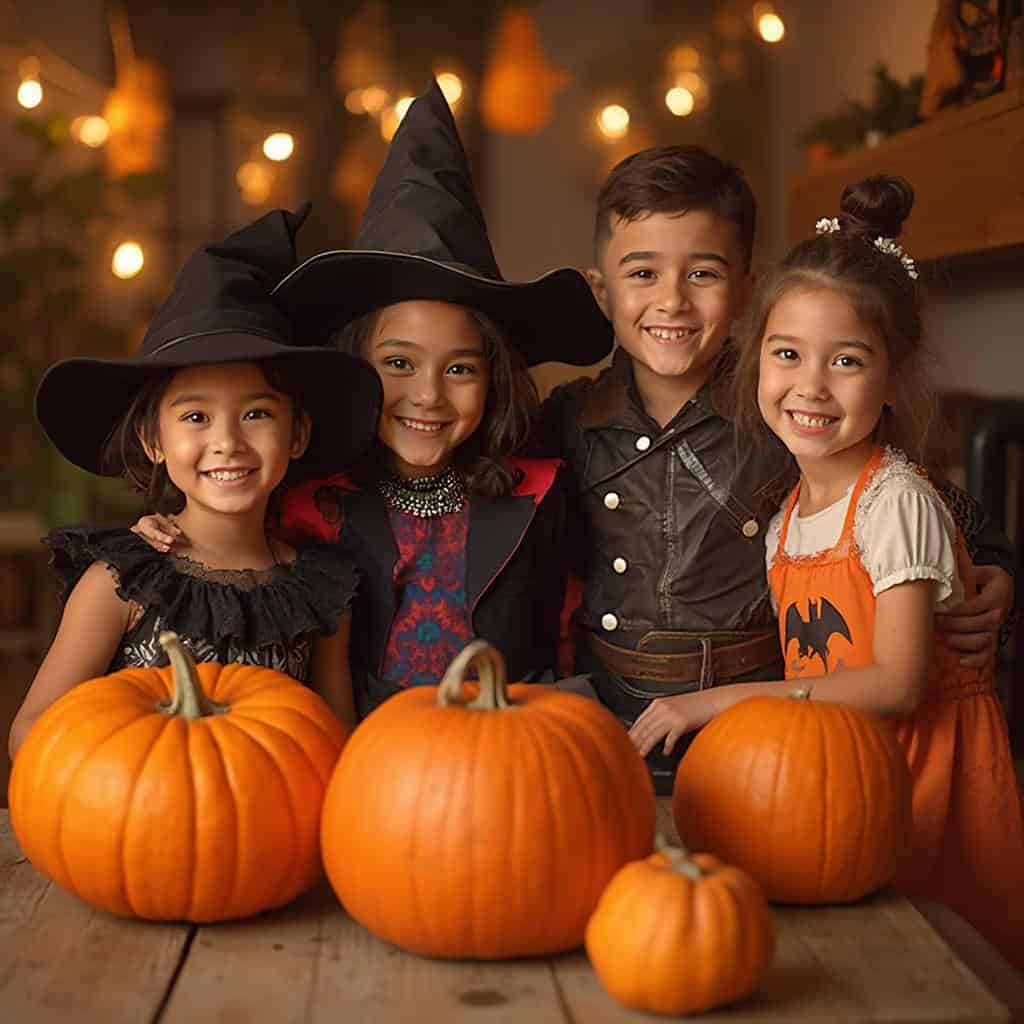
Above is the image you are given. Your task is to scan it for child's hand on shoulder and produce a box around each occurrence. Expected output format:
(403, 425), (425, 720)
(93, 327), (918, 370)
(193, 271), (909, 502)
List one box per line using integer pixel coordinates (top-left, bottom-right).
(131, 513), (188, 553)
(628, 691), (720, 757)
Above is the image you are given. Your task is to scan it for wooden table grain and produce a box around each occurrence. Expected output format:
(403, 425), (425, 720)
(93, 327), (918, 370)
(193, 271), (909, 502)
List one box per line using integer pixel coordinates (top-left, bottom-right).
(2, 803), (1022, 1023)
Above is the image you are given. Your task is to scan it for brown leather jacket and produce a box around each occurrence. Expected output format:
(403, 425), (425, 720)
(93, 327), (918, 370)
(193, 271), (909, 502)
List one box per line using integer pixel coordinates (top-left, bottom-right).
(540, 350), (794, 650)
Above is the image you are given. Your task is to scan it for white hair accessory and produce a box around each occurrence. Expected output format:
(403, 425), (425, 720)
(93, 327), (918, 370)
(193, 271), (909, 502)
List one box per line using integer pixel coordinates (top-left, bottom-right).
(813, 215), (919, 281)
(872, 235), (919, 280)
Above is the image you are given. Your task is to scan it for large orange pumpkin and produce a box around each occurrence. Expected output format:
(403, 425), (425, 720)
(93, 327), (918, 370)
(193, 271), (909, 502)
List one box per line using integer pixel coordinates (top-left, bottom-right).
(673, 689), (912, 903)
(9, 631), (346, 922)
(586, 837), (775, 1015)
(320, 639), (656, 958)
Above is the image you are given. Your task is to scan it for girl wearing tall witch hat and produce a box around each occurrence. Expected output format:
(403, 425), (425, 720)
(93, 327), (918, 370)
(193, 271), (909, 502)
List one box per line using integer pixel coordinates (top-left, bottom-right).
(9, 207), (383, 756)
(137, 81), (613, 719)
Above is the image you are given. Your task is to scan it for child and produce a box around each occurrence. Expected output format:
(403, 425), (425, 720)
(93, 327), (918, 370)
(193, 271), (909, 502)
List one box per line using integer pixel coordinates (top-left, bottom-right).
(9, 207), (383, 757)
(630, 175), (1024, 966)
(136, 82), (612, 720)
(541, 146), (1015, 795)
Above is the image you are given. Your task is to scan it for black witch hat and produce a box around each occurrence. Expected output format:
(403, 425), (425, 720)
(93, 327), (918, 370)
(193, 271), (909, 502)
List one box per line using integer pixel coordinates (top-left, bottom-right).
(273, 81), (613, 367)
(36, 206), (382, 477)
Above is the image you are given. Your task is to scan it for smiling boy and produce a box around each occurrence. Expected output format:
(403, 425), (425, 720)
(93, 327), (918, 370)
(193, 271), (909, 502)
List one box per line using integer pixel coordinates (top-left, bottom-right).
(541, 146), (1014, 794)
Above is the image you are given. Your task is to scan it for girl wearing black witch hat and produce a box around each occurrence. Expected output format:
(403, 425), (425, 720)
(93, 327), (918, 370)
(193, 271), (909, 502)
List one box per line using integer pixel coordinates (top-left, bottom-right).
(137, 81), (613, 719)
(10, 208), (382, 756)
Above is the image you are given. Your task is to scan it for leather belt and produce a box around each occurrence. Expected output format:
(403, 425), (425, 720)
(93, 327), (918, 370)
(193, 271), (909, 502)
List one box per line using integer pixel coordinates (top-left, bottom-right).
(587, 629), (780, 690)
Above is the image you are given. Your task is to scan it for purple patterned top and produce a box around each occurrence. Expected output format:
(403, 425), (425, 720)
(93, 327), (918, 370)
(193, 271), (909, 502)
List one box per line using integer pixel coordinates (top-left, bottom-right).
(379, 502), (474, 688)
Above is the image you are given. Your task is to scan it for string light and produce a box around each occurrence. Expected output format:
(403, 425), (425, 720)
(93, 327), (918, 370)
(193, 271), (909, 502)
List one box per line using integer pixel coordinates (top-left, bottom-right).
(111, 241), (144, 279)
(436, 72), (463, 108)
(754, 3), (785, 42)
(380, 106), (400, 141)
(262, 132), (294, 162)
(394, 95), (414, 119)
(360, 85), (389, 114)
(17, 79), (43, 109)
(597, 104), (630, 140)
(344, 89), (367, 114)
(70, 116), (110, 147)
(236, 162), (274, 205)
(665, 87), (695, 117)
(669, 46), (701, 71)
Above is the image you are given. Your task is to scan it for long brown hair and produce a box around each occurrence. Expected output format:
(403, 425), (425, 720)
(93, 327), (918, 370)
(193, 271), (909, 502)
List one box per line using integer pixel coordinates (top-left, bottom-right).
(332, 302), (540, 497)
(102, 359), (311, 514)
(730, 175), (940, 469)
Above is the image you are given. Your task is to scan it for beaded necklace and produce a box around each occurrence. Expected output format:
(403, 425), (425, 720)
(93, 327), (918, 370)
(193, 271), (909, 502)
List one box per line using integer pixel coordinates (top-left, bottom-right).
(377, 465), (465, 517)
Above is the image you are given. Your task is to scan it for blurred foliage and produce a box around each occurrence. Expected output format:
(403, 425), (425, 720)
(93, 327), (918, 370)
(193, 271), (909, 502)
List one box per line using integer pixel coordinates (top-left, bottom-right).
(1, 115), (163, 526)
(800, 64), (925, 153)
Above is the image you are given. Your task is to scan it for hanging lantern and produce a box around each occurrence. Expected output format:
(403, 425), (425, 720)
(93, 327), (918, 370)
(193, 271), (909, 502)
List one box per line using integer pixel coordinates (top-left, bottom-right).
(480, 9), (569, 135)
(103, 60), (169, 179)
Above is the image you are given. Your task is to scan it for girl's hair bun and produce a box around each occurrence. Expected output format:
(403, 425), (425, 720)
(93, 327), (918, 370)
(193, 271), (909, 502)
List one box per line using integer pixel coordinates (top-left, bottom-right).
(838, 175), (914, 240)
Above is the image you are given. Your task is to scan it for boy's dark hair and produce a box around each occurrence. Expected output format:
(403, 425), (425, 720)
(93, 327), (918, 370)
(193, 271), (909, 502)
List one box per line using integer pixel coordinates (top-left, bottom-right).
(331, 304), (539, 498)
(103, 359), (311, 514)
(731, 175), (940, 469)
(593, 145), (757, 271)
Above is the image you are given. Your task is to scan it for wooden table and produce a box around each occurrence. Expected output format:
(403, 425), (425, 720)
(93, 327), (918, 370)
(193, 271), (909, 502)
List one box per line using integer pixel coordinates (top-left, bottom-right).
(2, 802), (1022, 1023)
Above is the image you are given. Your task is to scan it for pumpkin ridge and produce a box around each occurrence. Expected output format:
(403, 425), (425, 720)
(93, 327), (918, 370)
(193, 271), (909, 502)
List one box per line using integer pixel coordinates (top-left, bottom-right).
(226, 706), (342, 788)
(183, 722), (199, 920)
(115, 715), (173, 916)
(528, 706), (602, 938)
(203, 720), (243, 917)
(214, 715), (303, 914)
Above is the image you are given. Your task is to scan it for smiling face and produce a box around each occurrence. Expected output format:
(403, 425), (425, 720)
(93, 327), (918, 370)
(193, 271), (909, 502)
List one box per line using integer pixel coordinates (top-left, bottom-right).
(588, 208), (752, 406)
(366, 300), (489, 479)
(757, 286), (891, 484)
(149, 361), (308, 520)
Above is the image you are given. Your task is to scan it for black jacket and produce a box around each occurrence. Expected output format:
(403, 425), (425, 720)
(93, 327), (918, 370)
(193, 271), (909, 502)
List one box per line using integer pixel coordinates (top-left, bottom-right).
(276, 459), (568, 717)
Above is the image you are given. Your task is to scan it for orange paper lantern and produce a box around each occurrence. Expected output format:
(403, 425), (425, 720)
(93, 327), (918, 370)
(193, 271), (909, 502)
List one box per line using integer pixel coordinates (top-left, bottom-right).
(480, 9), (569, 135)
(103, 60), (169, 179)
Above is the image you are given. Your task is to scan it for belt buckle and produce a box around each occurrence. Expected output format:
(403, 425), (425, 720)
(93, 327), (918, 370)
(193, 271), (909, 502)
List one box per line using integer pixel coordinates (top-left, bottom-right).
(698, 637), (716, 690)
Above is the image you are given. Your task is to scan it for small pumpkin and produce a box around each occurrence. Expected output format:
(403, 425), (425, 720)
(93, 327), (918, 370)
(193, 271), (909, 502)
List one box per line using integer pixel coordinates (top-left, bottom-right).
(586, 836), (775, 1015)
(320, 639), (656, 959)
(674, 688), (912, 903)
(9, 631), (346, 922)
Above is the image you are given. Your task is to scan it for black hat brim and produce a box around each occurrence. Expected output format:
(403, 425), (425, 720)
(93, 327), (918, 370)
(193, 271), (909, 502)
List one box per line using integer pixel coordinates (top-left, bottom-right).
(35, 332), (382, 478)
(273, 251), (613, 368)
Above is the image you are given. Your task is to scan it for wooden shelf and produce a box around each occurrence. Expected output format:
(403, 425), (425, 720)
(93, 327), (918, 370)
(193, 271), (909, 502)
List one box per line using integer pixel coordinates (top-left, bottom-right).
(788, 85), (1024, 260)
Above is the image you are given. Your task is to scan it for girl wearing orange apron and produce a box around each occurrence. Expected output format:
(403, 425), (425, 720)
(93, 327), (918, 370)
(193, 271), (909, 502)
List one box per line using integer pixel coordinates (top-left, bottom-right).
(769, 444), (1024, 968)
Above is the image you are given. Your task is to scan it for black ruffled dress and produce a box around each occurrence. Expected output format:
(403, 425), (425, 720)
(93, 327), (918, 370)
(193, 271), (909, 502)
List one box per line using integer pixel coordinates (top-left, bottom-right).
(46, 527), (359, 684)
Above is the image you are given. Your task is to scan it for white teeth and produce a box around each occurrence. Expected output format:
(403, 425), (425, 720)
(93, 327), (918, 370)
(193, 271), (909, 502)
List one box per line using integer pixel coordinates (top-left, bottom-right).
(205, 470), (250, 481)
(791, 413), (836, 428)
(646, 327), (694, 341)
(399, 418), (444, 433)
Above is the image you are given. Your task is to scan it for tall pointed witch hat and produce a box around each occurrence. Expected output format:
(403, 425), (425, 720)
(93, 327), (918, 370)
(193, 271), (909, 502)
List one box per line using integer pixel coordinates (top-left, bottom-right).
(273, 80), (612, 367)
(36, 206), (382, 477)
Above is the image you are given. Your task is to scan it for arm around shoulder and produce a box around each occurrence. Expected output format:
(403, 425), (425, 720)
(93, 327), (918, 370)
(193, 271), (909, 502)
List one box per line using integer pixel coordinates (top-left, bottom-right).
(9, 561), (129, 759)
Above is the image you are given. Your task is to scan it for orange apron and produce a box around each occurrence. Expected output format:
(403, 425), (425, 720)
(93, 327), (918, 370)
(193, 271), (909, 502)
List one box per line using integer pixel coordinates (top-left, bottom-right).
(769, 446), (1024, 969)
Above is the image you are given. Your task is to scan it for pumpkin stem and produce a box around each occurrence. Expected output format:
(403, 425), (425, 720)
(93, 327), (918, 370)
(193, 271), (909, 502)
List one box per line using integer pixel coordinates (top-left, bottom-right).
(655, 833), (704, 880)
(437, 639), (512, 711)
(157, 631), (228, 720)
(789, 687), (813, 700)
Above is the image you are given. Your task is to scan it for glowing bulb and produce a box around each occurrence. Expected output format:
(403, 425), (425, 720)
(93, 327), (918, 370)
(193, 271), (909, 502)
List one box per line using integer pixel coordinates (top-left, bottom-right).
(669, 46), (701, 71)
(111, 242), (144, 280)
(360, 86), (389, 114)
(665, 87), (695, 117)
(380, 107), (400, 141)
(436, 72), (463, 108)
(71, 115), (110, 147)
(262, 132), (294, 162)
(344, 89), (367, 114)
(395, 95), (414, 120)
(236, 161), (274, 205)
(758, 12), (785, 42)
(597, 104), (630, 140)
(17, 79), (43, 109)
